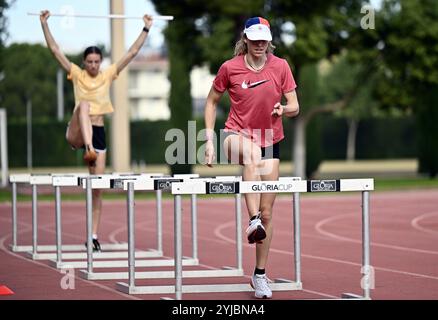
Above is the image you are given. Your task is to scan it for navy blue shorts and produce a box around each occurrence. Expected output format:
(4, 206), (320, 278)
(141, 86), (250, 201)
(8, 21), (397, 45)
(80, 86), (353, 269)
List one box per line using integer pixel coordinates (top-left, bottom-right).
(68, 125), (107, 152)
(90, 126), (106, 152)
(261, 142), (280, 159)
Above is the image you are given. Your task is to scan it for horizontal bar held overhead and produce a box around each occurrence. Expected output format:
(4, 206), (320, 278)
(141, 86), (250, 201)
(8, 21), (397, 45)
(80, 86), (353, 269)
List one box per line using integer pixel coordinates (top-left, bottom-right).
(27, 12), (174, 21)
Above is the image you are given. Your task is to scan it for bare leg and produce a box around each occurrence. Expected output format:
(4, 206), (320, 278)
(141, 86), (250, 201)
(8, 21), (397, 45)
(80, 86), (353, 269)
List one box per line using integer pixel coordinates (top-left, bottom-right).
(224, 135), (278, 298)
(65, 107), (84, 149)
(256, 159), (279, 269)
(66, 102), (96, 163)
(224, 134), (262, 217)
(88, 151), (106, 236)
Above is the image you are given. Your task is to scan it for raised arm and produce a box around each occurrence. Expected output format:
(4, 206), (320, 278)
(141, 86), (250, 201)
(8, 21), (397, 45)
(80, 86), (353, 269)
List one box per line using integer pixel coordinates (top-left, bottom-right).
(40, 10), (71, 72)
(116, 14), (153, 74)
(204, 86), (223, 167)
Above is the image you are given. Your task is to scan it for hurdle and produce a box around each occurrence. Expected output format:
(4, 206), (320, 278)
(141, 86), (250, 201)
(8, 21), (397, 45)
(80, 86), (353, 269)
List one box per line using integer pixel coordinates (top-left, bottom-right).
(47, 173), (166, 268)
(115, 176), (301, 295)
(8, 172), (166, 261)
(9, 173), (31, 252)
(167, 177), (373, 300)
(9, 173), (128, 254)
(77, 174), (202, 280)
(48, 173), (175, 269)
(25, 173), (166, 261)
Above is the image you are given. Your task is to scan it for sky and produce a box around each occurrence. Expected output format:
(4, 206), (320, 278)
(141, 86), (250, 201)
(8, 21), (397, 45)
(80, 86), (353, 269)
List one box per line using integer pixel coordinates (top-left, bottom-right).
(4, 0), (167, 54)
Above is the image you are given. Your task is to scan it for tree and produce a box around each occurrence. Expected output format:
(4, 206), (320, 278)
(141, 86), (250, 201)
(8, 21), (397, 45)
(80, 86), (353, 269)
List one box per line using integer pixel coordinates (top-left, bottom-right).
(270, 0), (372, 177)
(320, 53), (379, 161)
(0, 0), (13, 102)
(353, 0), (438, 177)
(0, 0), (12, 49)
(0, 43), (80, 120)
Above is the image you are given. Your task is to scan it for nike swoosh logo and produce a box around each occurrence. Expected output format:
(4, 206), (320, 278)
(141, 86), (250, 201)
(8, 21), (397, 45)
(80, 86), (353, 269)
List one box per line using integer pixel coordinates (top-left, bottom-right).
(241, 79), (270, 89)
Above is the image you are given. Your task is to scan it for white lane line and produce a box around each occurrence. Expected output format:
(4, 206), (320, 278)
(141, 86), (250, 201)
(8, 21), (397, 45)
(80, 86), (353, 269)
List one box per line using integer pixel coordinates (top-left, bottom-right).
(214, 221), (438, 281)
(315, 213), (438, 255)
(411, 212), (438, 236)
(0, 229), (141, 300)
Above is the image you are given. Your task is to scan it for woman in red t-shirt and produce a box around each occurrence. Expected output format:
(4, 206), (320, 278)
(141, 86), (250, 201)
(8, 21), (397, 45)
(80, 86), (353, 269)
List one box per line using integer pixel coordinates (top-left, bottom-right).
(204, 17), (300, 299)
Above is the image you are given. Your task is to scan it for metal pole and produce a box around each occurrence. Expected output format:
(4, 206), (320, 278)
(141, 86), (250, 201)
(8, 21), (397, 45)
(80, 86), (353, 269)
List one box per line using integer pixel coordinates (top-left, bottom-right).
(110, 0), (130, 172)
(156, 189), (162, 253)
(235, 193), (243, 270)
(293, 192), (301, 284)
(11, 182), (17, 249)
(0, 109), (8, 187)
(174, 195), (182, 300)
(26, 99), (32, 170)
(55, 186), (62, 265)
(32, 184), (37, 256)
(362, 191), (371, 299)
(86, 177), (93, 273)
(191, 194), (198, 260)
(127, 182), (135, 287)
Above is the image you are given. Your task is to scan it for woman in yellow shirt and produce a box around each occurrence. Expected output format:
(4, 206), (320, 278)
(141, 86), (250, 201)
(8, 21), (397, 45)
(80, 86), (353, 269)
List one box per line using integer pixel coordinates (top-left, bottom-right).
(40, 10), (153, 251)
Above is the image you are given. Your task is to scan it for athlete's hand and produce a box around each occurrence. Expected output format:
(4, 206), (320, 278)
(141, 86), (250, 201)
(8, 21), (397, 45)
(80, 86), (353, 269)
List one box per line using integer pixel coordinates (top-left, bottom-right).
(40, 10), (50, 24)
(143, 14), (153, 30)
(204, 140), (216, 168)
(271, 102), (284, 117)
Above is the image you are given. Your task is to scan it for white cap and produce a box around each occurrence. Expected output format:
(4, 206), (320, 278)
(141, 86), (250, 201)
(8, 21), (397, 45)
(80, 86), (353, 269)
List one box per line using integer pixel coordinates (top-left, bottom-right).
(243, 17), (272, 41)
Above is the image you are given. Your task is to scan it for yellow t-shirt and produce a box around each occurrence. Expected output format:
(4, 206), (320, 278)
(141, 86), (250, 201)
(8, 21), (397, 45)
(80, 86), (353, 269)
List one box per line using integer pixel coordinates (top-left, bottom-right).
(68, 63), (118, 115)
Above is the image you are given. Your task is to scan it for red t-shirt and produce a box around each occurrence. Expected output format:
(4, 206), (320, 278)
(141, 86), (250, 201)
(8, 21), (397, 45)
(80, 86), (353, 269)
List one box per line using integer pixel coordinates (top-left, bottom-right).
(213, 53), (297, 147)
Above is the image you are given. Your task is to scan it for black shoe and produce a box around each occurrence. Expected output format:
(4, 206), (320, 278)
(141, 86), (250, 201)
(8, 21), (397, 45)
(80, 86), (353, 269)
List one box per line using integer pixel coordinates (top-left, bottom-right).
(84, 239), (102, 252)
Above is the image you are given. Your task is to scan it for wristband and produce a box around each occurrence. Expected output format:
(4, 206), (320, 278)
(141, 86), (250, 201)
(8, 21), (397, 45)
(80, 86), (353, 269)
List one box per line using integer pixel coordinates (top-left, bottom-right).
(143, 26), (149, 33)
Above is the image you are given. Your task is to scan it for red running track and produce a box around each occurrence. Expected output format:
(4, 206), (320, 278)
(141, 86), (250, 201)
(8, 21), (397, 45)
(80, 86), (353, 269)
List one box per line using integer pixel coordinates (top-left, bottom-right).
(0, 189), (437, 300)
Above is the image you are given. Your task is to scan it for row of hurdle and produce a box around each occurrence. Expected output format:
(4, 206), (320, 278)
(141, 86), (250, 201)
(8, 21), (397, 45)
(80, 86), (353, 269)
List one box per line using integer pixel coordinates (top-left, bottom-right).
(9, 172), (374, 300)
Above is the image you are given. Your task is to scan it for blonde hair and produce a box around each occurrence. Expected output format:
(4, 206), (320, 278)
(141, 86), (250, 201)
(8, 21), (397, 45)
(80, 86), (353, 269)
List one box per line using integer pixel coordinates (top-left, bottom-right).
(233, 33), (276, 56)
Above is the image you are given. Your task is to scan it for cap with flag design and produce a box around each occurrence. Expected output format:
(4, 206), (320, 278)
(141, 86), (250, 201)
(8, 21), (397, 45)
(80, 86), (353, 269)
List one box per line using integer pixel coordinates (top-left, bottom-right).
(244, 17), (272, 41)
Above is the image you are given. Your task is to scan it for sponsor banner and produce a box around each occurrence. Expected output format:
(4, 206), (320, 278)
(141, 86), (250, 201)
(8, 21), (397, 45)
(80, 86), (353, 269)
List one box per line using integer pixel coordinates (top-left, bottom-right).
(249, 182), (294, 193)
(307, 180), (340, 192)
(206, 182), (239, 194)
(154, 178), (183, 191)
(110, 178), (137, 189)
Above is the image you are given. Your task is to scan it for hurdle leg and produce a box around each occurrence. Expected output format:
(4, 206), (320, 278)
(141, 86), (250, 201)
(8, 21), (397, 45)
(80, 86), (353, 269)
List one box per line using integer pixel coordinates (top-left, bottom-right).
(11, 182), (17, 250)
(156, 189), (163, 253)
(190, 194), (198, 260)
(86, 177), (93, 273)
(293, 192), (301, 285)
(362, 190), (371, 299)
(127, 182), (136, 288)
(31, 184), (38, 257)
(235, 193), (243, 270)
(175, 194), (183, 300)
(342, 190), (372, 300)
(55, 186), (62, 266)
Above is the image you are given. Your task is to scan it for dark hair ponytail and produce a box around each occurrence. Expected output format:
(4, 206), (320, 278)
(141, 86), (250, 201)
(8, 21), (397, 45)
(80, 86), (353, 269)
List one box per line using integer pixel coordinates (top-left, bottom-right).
(83, 46), (103, 60)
